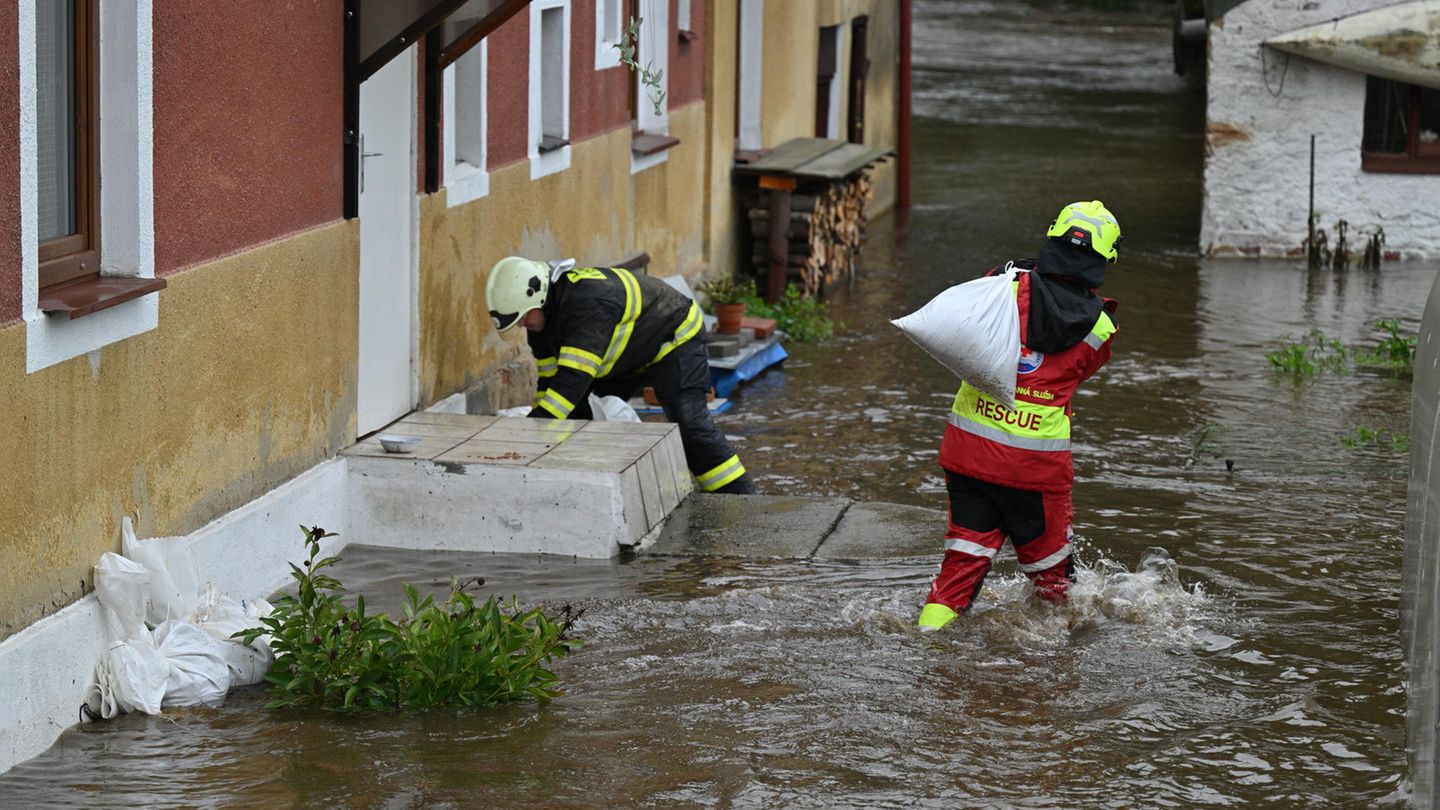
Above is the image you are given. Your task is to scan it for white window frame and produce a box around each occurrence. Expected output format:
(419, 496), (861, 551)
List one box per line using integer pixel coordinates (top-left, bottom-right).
(443, 39), (489, 208)
(677, 0), (692, 32)
(20, 0), (157, 374)
(594, 0), (623, 70)
(737, 0), (764, 152)
(631, 0), (670, 174)
(821, 24), (845, 140)
(529, 0), (571, 180)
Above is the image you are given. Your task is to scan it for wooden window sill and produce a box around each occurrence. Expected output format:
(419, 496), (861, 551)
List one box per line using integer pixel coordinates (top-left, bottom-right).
(632, 131), (680, 157)
(1361, 152), (1440, 174)
(538, 135), (570, 154)
(39, 274), (166, 320)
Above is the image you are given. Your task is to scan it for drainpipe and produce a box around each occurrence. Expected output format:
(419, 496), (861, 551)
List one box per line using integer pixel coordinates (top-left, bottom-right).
(898, 0), (912, 209)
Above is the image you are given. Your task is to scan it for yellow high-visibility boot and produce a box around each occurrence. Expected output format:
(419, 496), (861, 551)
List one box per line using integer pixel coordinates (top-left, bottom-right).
(917, 603), (958, 633)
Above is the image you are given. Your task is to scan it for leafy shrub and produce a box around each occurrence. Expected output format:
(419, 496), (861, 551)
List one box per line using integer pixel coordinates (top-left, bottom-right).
(1265, 330), (1350, 377)
(236, 526), (581, 712)
(739, 283), (842, 343)
(1353, 318), (1415, 374)
(1341, 427), (1410, 452)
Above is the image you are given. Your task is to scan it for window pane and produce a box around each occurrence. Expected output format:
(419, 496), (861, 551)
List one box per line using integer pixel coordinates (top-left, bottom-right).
(1420, 86), (1440, 150)
(36, 0), (75, 243)
(1362, 75), (1408, 154)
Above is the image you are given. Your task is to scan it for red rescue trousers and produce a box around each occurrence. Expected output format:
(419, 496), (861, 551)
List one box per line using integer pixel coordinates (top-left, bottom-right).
(925, 472), (1075, 612)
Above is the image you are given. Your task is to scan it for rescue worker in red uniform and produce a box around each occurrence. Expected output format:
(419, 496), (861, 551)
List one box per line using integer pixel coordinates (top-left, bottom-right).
(485, 256), (756, 495)
(917, 201), (1122, 632)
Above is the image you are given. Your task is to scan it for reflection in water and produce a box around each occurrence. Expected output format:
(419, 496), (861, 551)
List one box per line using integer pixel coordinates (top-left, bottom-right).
(0, 0), (1430, 806)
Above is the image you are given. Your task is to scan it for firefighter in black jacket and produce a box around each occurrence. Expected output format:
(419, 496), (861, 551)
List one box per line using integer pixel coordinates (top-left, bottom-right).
(485, 256), (756, 494)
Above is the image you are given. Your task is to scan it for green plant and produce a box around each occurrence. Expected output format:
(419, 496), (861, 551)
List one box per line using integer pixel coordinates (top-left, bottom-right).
(1266, 330), (1351, 377)
(1353, 318), (1415, 373)
(739, 283), (841, 343)
(698, 277), (756, 307)
(1341, 426), (1410, 452)
(236, 526), (581, 712)
(614, 17), (666, 117)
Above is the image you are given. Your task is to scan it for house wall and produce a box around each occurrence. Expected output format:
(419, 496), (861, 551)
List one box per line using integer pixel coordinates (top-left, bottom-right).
(1202, 0), (1440, 258)
(0, 221), (359, 641)
(419, 103), (708, 406)
(0, 2), (358, 640)
(0, 1), (18, 326)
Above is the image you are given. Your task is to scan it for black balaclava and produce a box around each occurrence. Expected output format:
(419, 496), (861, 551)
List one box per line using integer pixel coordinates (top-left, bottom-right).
(1026, 237), (1109, 354)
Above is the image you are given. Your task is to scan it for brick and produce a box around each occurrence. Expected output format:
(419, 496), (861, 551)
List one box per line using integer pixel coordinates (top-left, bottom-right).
(741, 316), (777, 339)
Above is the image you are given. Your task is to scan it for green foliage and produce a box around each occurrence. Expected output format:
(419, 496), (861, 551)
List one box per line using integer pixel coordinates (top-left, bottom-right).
(739, 283), (842, 343)
(698, 277), (756, 307)
(614, 17), (666, 117)
(1341, 426), (1410, 452)
(1267, 320), (1416, 378)
(236, 526), (581, 713)
(1266, 330), (1351, 377)
(1353, 318), (1416, 373)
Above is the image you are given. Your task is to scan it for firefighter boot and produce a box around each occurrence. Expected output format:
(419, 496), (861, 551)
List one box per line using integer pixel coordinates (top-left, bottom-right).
(917, 603), (958, 633)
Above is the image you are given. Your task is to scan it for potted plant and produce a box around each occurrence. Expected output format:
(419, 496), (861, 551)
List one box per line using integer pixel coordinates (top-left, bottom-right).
(699, 277), (755, 335)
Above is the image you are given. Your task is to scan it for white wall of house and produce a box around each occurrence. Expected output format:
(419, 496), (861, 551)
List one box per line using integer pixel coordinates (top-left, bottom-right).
(1202, 0), (1440, 259)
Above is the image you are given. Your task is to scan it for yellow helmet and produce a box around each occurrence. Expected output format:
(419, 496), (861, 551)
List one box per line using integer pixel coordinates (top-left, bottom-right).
(1046, 200), (1122, 264)
(485, 256), (551, 331)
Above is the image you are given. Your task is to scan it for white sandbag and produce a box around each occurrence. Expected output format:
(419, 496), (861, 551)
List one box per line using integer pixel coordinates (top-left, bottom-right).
(93, 551), (152, 640)
(153, 620), (232, 708)
(95, 636), (169, 717)
(121, 517), (202, 626)
(192, 584), (274, 686)
(588, 393), (641, 422)
(891, 270), (1021, 410)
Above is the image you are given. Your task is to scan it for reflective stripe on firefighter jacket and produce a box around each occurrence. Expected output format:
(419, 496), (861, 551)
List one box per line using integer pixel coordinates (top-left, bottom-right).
(938, 269), (1116, 493)
(528, 266), (702, 419)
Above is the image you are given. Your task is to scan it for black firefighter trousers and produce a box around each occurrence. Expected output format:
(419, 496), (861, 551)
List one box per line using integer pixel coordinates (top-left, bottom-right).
(571, 336), (755, 494)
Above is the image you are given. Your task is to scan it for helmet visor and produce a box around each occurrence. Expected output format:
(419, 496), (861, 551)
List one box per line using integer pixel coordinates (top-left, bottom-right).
(490, 310), (521, 332)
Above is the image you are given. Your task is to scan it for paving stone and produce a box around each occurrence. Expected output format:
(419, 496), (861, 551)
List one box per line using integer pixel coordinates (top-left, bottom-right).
(435, 439), (554, 466)
(813, 501), (947, 559)
(645, 493), (852, 558)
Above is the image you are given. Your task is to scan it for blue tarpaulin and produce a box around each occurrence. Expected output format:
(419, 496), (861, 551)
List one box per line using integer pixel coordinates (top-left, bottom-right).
(710, 339), (788, 398)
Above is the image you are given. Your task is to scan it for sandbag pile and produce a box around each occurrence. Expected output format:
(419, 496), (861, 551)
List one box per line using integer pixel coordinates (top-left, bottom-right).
(85, 518), (273, 719)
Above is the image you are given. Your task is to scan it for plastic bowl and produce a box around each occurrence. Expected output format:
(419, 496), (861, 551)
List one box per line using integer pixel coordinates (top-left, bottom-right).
(377, 434), (422, 454)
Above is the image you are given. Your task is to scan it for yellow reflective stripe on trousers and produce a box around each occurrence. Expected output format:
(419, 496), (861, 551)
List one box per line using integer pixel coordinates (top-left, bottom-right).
(950, 385), (1070, 451)
(558, 346), (603, 376)
(536, 356), (558, 378)
(536, 388), (575, 419)
(598, 268), (642, 376)
(1083, 311), (1117, 351)
(651, 301), (704, 365)
(697, 454), (746, 491)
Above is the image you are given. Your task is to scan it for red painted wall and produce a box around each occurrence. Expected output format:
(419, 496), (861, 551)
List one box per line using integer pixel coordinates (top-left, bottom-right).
(488, 9), (530, 171)
(669, 0), (704, 107)
(570, 0), (629, 142)
(0, 2), (20, 326)
(152, 1), (343, 275)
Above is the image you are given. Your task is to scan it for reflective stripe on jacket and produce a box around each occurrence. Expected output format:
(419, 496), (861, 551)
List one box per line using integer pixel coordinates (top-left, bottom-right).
(939, 269), (1116, 493)
(528, 267), (700, 419)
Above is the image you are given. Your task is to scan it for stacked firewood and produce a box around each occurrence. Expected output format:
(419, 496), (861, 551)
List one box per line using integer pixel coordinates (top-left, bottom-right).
(747, 173), (875, 297)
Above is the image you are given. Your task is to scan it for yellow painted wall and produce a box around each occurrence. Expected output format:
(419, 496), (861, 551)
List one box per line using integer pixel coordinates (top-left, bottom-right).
(704, 0), (742, 288)
(417, 102), (709, 408)
(0, 221), (360, 639)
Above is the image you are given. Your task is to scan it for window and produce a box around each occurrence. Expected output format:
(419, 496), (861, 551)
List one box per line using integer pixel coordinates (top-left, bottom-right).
(847, 16), (869, 144)
(37, 0), (98, 289)
(1362, 75), (1440, 174)
(443, 39), (489, 207)
(595, 0), (622, 70)
(22, 0), (160, 372)
(815, 25), (842, 139)
(528, 0), (570, 179)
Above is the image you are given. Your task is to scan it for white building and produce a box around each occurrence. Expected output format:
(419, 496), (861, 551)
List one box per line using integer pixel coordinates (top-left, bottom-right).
(1200, 0), (1440, 259)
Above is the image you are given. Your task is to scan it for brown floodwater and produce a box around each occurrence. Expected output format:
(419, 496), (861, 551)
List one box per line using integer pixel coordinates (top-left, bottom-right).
(1, 1), (1432, 806)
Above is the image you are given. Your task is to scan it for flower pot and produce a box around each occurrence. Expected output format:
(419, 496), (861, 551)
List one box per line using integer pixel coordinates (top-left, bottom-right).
(715, 303), (746, 334)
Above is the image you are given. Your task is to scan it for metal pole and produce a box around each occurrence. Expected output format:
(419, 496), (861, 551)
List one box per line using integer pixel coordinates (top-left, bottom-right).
(1308, 134), (1316, 268)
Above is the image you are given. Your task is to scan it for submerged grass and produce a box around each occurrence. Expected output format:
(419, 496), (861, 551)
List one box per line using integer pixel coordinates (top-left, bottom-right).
(1267, 319), (1415, 378)
(236, 526), (581, 712)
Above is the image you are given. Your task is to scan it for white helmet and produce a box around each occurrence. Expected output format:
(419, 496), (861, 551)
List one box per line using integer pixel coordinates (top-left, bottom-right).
(485, 256), (551, 331)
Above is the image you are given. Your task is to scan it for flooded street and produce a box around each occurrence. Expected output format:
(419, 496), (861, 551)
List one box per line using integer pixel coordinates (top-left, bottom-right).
(1, 1), (1434, 806)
